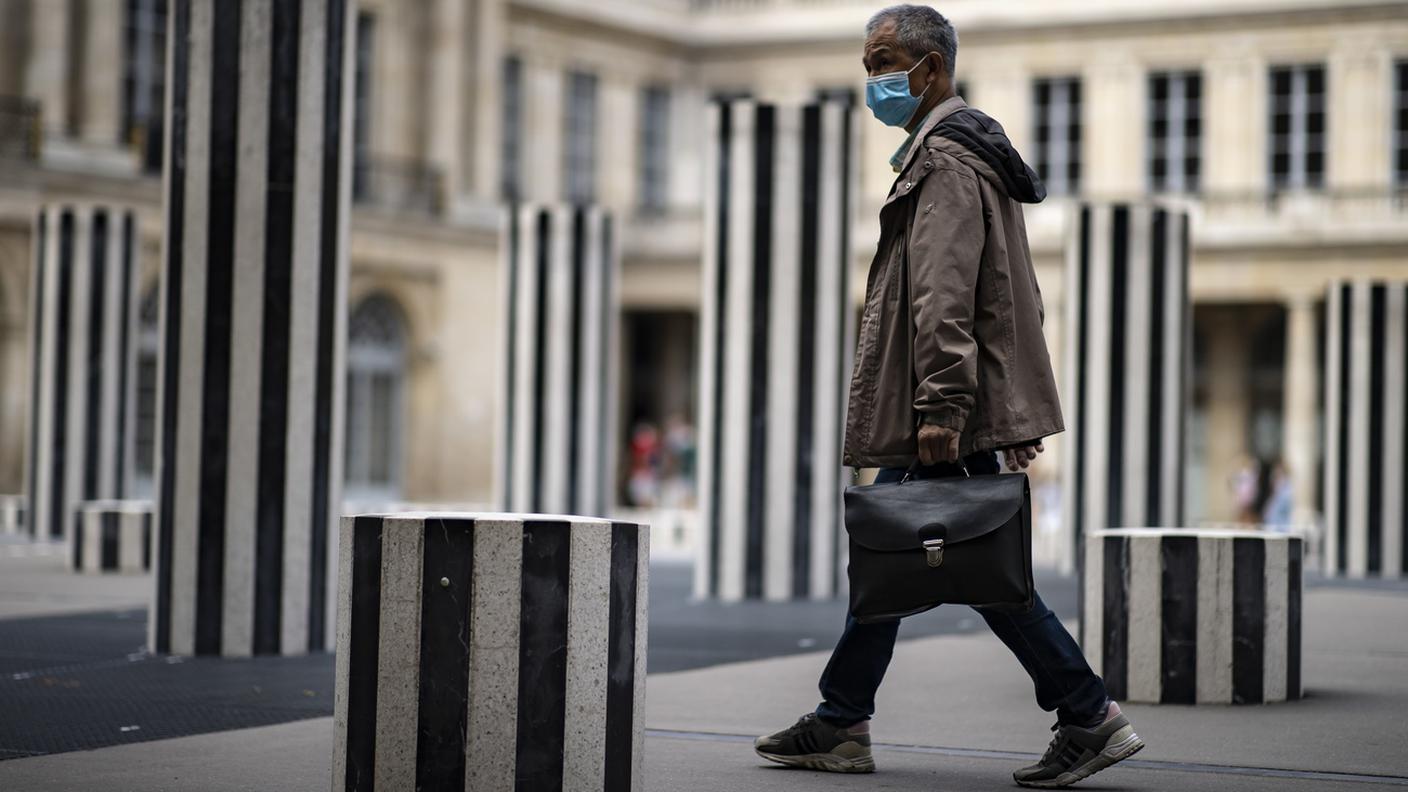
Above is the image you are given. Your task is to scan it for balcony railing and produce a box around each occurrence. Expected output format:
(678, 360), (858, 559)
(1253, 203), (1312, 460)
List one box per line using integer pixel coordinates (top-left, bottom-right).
(352, 156), (445, 216)
(0, 96), (41, 160)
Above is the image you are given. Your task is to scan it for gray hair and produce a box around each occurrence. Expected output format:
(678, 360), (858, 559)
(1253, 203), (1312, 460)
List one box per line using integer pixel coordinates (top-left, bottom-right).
(866, 5), (958, 78)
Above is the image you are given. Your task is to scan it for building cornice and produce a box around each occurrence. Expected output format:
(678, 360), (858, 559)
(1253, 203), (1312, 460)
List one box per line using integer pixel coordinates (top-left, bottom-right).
(510, 0), (1408, 52)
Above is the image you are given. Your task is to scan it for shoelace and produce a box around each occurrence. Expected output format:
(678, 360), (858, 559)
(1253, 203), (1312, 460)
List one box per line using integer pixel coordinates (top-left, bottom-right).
(1038, 722), (1070, 765)
(781, 713), (818, 739)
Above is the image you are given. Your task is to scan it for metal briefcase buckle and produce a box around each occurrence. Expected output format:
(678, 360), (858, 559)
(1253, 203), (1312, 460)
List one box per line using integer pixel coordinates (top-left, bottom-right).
(923, 539), (945, 567)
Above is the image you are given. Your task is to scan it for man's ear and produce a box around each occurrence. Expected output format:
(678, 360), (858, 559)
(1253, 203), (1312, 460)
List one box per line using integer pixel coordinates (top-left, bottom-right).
(928, 52), (945, 86)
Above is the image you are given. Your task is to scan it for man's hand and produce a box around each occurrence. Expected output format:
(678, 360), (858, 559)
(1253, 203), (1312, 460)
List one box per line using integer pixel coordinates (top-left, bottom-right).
(917, 422), (960, 465)
(1002, 442), (1045, 472)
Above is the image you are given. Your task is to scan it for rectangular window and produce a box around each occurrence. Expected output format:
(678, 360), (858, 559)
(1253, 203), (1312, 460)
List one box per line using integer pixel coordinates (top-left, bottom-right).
(122, 0), (167, 173)
(1032, 76), (1082, 195)
(564, 70), (599, 204)
(1268, 64), (1326, 190)
(638, 85), (670, 214)
(1395, 60), (1408, 186)
(502, 56), (523, 200)
(352, 12), (374, 201)
(1148, 71), (1201, 193)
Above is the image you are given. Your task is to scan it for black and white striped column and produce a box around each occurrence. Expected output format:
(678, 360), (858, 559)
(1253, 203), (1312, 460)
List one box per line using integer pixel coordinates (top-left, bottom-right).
(25, 205), (140, 543)
(695, 98), (857, 602)
(332, 513), (648, 791)
(1062, 203), (1190, 564)
(496, 205), (618, 518)
(1324, 279), (1408, 579)
(0, 495), (23, 535)
(1084, 529), (1302, 704)
(151, 0), (353, 657)
(71, 500), (153, 574)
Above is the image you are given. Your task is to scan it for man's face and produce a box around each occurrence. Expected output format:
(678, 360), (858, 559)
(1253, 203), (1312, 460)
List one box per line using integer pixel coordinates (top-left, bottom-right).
(862, 19), (945, 100)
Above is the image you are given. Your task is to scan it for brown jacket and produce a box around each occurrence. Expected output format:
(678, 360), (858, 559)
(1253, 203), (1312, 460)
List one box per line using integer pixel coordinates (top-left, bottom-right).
(843, 96), (1064, 469)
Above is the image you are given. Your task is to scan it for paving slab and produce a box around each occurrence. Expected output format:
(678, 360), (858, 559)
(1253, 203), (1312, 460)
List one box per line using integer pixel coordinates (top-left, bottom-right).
(645, 587), (1408, 780)
(0, 550), (149, 619)
(2, 716), (1404, 792)
(0, 548), (1405, 790)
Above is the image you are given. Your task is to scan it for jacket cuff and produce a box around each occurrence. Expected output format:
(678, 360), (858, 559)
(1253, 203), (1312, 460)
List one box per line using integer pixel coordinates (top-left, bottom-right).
(918, 407), (967, 432)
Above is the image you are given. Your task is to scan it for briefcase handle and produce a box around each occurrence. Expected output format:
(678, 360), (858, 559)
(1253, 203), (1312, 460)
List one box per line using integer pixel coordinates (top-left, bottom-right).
(898, 457), (971, 484)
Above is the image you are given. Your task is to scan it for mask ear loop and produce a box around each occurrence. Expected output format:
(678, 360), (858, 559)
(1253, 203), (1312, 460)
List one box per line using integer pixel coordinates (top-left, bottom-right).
(901, 53), (940, 127)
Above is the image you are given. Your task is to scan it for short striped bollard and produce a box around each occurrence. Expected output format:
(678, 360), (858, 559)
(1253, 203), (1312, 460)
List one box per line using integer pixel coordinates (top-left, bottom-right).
(1084, 528), (1302, 704)
(71, 500), (153, 574)
(332, 513), (648, 791)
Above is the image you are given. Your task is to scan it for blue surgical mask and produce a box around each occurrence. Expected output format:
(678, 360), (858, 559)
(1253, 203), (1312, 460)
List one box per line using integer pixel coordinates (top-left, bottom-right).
(865, 59), (928, 128)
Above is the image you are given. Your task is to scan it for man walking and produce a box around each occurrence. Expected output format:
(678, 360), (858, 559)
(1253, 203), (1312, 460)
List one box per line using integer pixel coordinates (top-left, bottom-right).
(753, 6), (1144, 788)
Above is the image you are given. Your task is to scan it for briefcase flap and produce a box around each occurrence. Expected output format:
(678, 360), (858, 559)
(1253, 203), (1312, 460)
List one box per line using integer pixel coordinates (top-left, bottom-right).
(843, 472), (1028, 553)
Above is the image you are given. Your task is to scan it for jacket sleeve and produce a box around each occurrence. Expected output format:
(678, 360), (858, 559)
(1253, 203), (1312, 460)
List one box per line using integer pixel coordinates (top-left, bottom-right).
(906, 160), (985, 432)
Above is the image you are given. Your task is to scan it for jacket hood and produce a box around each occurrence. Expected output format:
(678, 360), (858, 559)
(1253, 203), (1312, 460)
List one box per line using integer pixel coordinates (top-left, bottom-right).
(927, 106), (1047, 204)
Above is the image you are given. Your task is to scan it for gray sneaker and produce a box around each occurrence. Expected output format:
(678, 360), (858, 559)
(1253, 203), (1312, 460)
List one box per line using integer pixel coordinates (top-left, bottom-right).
(1013, 704), (1144, 788)
(754, 712), (876, 773)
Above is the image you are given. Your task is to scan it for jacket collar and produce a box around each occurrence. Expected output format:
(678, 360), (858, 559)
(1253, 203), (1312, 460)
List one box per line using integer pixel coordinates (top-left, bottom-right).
(892, 94), (968, 177)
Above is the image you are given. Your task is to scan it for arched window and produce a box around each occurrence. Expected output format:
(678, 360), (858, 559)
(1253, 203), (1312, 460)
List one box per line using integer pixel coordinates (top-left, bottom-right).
(345, 294), (406, 498)
(133, 286), (161, 495)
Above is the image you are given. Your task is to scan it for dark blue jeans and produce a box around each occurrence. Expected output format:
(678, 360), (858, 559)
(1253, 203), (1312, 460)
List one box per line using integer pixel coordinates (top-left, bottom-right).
(816, 451), (1108, 727)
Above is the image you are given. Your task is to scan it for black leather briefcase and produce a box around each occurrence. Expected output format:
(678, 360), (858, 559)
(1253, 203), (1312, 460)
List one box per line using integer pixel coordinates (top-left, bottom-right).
(843, 465), (1034, 623)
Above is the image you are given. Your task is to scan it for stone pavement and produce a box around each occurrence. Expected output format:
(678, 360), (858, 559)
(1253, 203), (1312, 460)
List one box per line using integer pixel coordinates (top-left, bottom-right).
(0, 573), (1405, 790)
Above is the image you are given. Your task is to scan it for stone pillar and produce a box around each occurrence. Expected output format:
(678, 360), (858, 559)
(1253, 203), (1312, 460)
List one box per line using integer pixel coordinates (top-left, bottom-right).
(696, 98), (857, 602)
(1061, 203), (1190, 566)
(1203, 50), (1264, 196)
(26, 0), (71, 141)
(79, 0), (125, 147)
(496, 205), (619, 518)
(25, 205), (141, 542)
(1203, 309), (1252, 522)
(424, 0), (463, 201)
(1082, 55), (1143, 197)
(151, 0), (353, 657)
(1323, 279), (1407, 579)
(1084, 529), (1302, 704)
(523, 63), (565, 203)
(332, 513), (648, 791)
(599, 76), (638, 209)
(465, 0), (506, 200)
(1282, 294), (1319, 527)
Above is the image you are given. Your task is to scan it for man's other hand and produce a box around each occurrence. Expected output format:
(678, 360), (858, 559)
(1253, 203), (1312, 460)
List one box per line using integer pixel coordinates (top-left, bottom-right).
(917, 423), (960, 465)
(1002, 442), (1045, 471)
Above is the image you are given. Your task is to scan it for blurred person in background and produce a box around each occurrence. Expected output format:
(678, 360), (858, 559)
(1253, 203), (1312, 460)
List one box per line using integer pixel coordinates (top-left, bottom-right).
(1232, 454), (1261, 524)
(627, 421), (662, 507)
(753, 6), (1143, 788)
(660, 413), (697, 509)
(1262, 459), (1294, 530)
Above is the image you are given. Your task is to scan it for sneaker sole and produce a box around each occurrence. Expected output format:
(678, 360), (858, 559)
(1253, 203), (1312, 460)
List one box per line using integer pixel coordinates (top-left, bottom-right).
(1015, 726), (1145, 789)
(755, 749), (876, 774)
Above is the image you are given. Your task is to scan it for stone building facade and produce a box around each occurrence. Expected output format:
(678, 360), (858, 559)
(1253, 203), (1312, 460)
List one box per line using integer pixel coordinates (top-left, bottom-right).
(0, 0), (1405, 564)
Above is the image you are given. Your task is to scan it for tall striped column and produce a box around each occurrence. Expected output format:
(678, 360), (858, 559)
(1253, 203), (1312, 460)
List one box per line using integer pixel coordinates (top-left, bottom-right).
(1084, 529), (1302, 704)
(1324, 279), (1408, 579)
(150, 0), (353, 657)
(696, 98), (857, 602)
(496, 205), (619, 518)
(25, 205), (141, 542)
(332, 513), (648, 791)
(1062, 203), (1190, 569)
